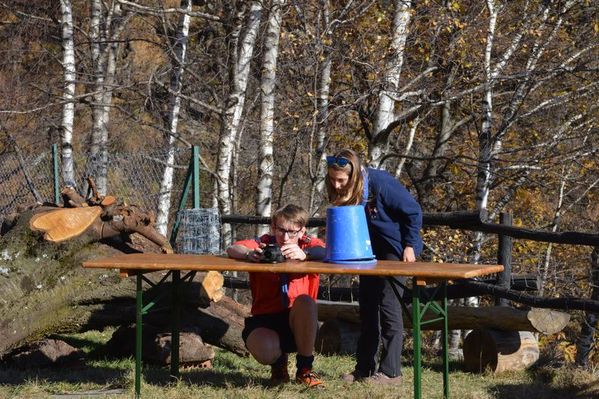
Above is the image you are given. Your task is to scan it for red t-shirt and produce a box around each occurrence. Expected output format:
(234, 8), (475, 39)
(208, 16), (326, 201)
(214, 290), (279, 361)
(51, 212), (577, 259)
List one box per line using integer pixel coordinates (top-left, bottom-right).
(233, 234), (324, 315)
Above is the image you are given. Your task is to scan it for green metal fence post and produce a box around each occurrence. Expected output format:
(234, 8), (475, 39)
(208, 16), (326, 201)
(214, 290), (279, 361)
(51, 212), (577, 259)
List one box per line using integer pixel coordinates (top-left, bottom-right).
(170, 270), (181, 381)
(52, 144), (60, 204)
(135, 274), (143, 398)
(168, 145), (199, 383)
(192, 145), (200, 208)
(169, 145), (200, 247)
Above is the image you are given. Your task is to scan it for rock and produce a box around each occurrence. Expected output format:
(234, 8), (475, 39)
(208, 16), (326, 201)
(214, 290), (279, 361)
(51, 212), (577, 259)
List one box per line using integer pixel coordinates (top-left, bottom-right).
(106, 324), (215, 366)
(6, 338), (83, 368)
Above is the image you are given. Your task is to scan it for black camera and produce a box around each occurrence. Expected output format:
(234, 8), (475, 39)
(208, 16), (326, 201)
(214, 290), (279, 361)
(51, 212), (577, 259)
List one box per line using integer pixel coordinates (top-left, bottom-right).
(260, 244), (285, 263)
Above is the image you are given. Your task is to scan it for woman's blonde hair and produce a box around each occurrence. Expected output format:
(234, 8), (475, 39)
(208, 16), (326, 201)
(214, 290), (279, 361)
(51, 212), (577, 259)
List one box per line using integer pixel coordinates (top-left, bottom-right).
(326, 148), (364, 206)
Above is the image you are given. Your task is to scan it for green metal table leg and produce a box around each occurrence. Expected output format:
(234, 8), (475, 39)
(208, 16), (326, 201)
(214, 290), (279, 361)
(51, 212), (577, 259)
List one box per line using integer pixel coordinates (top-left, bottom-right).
(135, 274), (143, 398)
(170, 270), (181, 380)
(442, 282), (449, 398)
(412, 278), (422, 399)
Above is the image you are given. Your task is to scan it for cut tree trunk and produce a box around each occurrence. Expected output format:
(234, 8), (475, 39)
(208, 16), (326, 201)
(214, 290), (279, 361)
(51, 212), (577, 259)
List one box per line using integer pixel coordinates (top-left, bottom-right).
(463, 329), (540, 373)
(317, 301), (569, 334)
(30, 207), (103, 242)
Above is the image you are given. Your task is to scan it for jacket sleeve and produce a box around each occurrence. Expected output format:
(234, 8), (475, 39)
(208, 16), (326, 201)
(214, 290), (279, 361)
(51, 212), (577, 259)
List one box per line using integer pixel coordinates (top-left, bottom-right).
(304, 236), (326, 260)
(380, 176), (423, 251)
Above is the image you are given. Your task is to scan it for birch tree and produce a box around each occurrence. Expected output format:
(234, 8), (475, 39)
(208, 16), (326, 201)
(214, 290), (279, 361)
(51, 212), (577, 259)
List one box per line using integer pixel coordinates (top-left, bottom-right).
(472, 0), (581, 262)
(307, 0), (374, 215)
(256, 0), (286, 234)
(216, 1), (262, 244)
(369, 0), (412, 169)
(155, 0), (193, 237)
(470, 0), (499, 265)
(88, 0), (130, 195)
(59, 0), (77, 188)
(307, 0), (332, 216)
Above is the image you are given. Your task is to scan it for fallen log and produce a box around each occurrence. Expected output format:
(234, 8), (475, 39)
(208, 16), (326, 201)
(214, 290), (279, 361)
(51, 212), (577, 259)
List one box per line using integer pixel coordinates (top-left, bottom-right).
(317, 301), (570, 334)
(463, 329), (540, 373)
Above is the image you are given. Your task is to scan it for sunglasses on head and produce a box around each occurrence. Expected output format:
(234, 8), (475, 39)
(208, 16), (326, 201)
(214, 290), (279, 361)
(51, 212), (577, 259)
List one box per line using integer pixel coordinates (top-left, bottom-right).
(326, 156), (350, 167)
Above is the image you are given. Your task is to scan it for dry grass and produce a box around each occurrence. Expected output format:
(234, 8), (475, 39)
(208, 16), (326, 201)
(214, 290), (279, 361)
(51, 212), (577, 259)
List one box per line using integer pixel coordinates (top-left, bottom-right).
(0, 329), (598, 399)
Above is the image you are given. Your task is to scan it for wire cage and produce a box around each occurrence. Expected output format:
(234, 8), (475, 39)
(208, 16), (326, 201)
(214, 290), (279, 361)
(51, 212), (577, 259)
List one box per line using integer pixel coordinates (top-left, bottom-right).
(175, 208), (221, 255)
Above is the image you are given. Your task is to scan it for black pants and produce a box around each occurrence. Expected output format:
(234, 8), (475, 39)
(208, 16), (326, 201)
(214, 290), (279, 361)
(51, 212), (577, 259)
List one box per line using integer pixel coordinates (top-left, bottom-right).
(242, 310), (297, 353)
(355, 254), (405, 378)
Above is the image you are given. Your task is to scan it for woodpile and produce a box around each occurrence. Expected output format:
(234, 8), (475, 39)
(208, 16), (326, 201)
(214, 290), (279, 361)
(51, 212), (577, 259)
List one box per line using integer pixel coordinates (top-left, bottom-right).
(316, 300), (563, 375)
(0, 179), (244, 365)
(463, 329), (540, 373)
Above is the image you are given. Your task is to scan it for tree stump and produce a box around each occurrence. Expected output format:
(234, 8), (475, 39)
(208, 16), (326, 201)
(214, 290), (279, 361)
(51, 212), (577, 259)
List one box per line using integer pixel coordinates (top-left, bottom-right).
(463, 329), (539, 373)
(315, 319), (360, 355)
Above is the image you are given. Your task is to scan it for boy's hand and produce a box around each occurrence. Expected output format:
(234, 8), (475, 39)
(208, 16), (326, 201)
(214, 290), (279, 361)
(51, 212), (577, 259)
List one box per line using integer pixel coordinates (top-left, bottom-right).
(246, 247), (264, 262)
(280, 243), (306, 261)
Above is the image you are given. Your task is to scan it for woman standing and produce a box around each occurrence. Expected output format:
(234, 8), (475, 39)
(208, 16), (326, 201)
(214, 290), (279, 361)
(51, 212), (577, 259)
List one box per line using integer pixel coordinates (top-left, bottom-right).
(326, 148), (423, 384)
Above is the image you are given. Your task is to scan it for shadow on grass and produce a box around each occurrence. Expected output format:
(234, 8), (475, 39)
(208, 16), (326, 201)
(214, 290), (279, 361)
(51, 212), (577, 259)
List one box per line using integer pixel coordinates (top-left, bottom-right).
(491, 381), (599, 399)
(0, 362), (127, 386)
(0, 361), (268, 390)
(143, 367), (269, 388)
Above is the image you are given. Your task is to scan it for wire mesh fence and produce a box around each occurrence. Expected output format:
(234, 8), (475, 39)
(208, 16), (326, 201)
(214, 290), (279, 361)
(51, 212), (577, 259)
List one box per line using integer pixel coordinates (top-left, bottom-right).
(0, 147), (192, 231)
(175, 208), (221, 254)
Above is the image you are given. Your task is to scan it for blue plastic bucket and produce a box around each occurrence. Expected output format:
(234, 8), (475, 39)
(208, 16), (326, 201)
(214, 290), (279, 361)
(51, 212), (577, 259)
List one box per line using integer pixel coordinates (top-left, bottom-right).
(324, 205), (376, 264)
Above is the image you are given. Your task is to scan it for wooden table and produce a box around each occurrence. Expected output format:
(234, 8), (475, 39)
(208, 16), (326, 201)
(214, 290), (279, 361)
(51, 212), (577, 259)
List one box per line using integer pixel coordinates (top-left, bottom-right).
(83, 254), (503, 399)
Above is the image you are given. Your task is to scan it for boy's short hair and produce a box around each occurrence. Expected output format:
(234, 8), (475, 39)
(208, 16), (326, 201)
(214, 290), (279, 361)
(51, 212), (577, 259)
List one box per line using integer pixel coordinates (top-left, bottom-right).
(272, 204), (308, 227)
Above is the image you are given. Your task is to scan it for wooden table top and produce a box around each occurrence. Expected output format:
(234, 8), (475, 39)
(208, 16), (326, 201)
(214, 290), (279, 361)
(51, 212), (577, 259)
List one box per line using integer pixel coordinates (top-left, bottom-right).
(83, 253), (503, 281)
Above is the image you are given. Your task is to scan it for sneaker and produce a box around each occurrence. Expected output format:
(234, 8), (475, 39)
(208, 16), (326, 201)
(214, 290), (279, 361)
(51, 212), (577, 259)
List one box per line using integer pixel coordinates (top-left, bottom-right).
(270, 356), (290, 385)
(295, 368), (324, 388)
(364, 372), (402, 385)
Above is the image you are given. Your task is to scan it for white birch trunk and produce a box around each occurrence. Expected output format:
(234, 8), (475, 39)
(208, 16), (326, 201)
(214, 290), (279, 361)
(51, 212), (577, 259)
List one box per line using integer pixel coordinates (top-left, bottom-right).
(369, 0), (412, 168)
(89, 0), (127, 196)
(89, 0), (103, 192)
(155, 0), (192, 237)
(394, 117), (418, 178)
(216, 1), (262, 245)
(539, 172), (566, 297)
(309, 0), (332, 217)
(59, 0), (77, 188)
(471, 0), (498, 266)
(256, 0), (285, 235)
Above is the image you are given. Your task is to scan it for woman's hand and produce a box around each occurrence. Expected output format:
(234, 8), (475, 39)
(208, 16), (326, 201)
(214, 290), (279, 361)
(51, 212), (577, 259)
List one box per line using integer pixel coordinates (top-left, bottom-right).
(280, 243), (306, 261)
(403, 246), (416, 262)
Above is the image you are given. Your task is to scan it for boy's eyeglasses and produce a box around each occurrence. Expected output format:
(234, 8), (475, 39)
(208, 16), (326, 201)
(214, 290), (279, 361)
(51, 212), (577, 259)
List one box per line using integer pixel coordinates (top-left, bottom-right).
(274, 226), (302, 237)
(326, 156), (350, 167)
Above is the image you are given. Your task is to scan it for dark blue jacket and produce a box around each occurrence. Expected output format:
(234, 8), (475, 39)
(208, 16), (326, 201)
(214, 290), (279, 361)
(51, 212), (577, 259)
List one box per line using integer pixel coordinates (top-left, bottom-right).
(365, 168), (423, 257)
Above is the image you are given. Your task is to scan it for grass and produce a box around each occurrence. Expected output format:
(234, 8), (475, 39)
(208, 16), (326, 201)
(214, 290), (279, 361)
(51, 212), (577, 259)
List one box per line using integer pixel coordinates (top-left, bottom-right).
(1, 329), (598, 399)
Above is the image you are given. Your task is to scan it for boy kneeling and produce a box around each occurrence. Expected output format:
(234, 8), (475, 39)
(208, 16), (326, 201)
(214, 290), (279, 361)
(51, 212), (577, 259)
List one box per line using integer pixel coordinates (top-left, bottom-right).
(227, 204), (325, 387)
